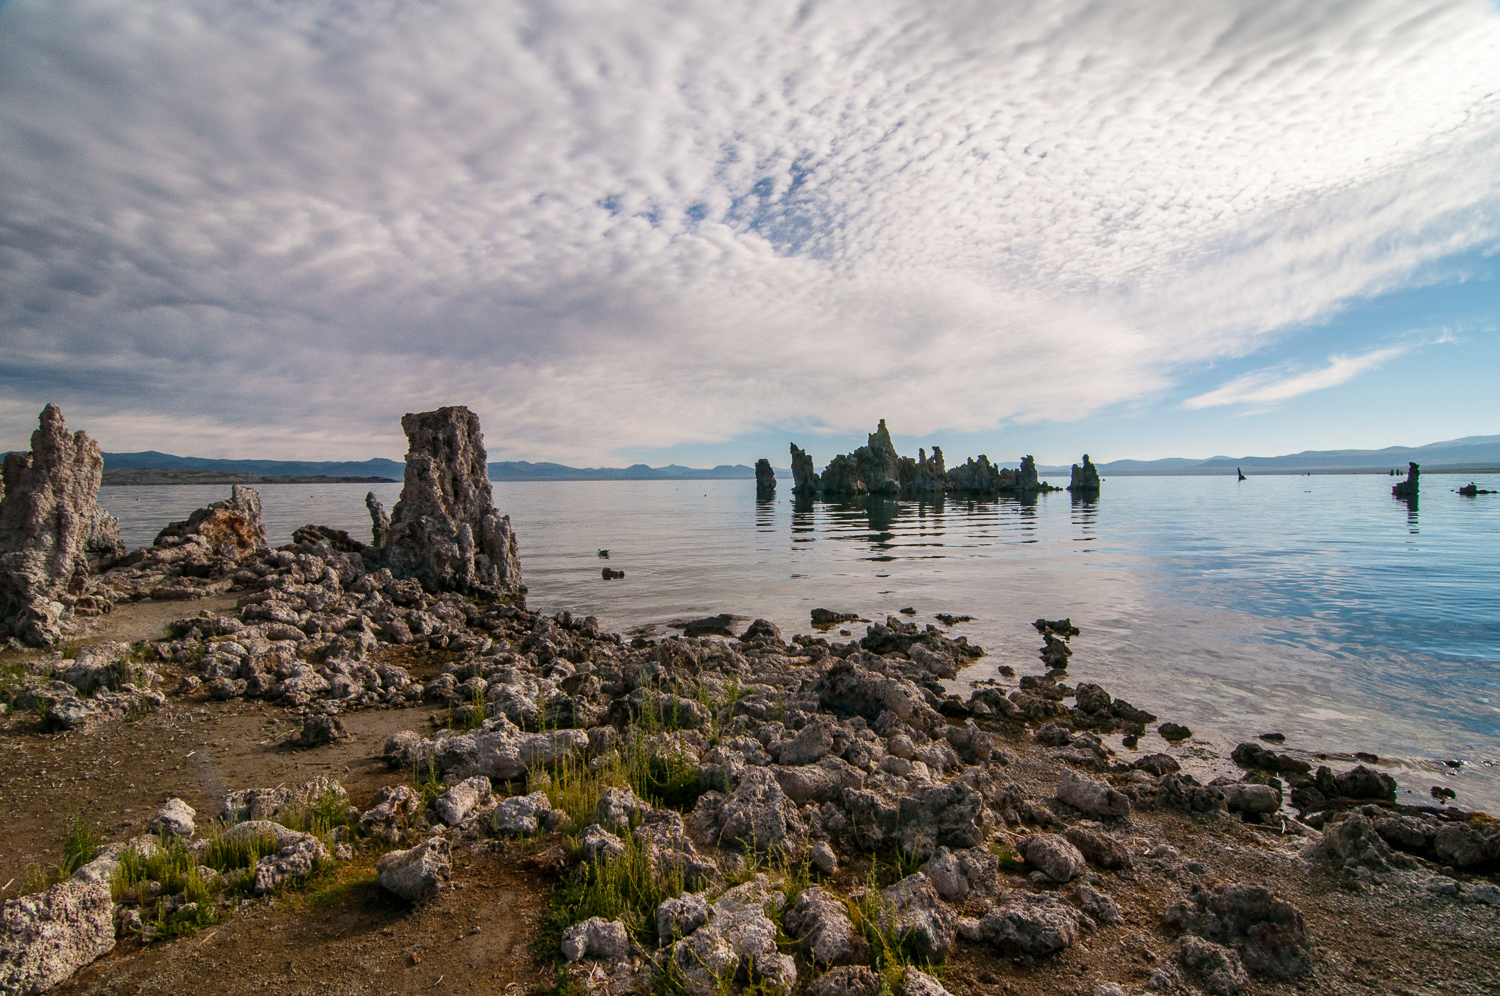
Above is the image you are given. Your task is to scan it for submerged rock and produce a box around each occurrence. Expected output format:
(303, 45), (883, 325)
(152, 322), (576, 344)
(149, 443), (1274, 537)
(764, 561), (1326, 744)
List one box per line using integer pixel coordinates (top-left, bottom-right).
(381, 406), (522, 597)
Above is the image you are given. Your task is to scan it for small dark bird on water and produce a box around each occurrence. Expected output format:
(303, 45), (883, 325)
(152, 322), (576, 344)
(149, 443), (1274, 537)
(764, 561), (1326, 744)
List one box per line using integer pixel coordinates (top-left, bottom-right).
(597, 549), (609, 558)
(1237, 468), (1246, 481)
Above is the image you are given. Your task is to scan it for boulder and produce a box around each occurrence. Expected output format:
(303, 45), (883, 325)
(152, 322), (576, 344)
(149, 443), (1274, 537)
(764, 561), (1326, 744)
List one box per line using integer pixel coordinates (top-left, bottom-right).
(358, 784), (422, 840)
(973, 891), (1090, 957)
(434, 776), (494, 826)
(1072, 884), (1121, 925)
(1019, 833), (1086, 883)
(656, 892), (710, 942)
(899, 968), (953, 996)
(1309, 814), (1412, 871)
(154, 485), (267, 558)
(810, 841), (838, 875)
(490, 790), (565, 835)
(1057, 770), (1130, 818)
(814, 659), (942, 730)
(1062, 822), (1133, 870)
(807, 966), (883, 996)
(1176, 935), (1248, 996)
(579, 824), (627, 863)
(377, 836), (451, 902)
(669, 904), (796, 995)
(380, 406), (522, 596)
(298, 713), (348, 748)
(1163, 883), (1313, 979)
(0, 879), (115, 994)
(0, 405), (107, 646)
(1433, 819), (1500, 868)
(755, 459), (777, 500)
(148, 798), (196, 838)
(879, 873), (957, 962)
(219, 820), (331, 895)
(691, 767), (804, 853)
(784, 886), (868, 965)
(921, 846), (1000, 901)
(560, 916), (629, 962)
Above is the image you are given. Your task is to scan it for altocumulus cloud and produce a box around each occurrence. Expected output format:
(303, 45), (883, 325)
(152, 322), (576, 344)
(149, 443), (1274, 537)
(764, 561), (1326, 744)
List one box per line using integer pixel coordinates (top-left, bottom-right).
(1, 0), (1498, 460)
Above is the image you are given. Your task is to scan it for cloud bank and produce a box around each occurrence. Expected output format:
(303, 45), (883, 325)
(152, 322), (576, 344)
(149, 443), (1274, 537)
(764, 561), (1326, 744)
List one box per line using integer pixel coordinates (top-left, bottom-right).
(1, 0), (1498, 460)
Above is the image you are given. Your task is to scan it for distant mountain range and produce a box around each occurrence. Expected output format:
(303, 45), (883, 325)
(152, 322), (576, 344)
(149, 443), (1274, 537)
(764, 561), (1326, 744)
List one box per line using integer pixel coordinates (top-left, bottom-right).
(84, 434), (1500, 486)
(1036, 434), (1500, 476)
(98, 451), (758, 483)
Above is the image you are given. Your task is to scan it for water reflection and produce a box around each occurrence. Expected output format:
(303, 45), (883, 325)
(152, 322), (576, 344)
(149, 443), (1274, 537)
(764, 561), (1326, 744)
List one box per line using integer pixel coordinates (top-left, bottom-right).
(1394, 494), (1419, 533)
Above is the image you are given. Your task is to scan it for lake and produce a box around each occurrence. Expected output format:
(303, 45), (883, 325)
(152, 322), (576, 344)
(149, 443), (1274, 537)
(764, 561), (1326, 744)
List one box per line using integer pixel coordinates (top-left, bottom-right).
(99, 472), (1500, 812)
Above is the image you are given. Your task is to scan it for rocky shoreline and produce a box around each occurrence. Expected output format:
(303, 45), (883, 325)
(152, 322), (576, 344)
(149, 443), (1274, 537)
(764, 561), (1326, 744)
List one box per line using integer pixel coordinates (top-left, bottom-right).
(0, 405), (1496, 996)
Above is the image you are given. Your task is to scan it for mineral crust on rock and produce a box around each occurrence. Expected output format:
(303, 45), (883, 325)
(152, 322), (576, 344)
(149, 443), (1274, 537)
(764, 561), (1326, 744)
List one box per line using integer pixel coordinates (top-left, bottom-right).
(0, 879), (116, 995)
(380, 406), (522, 597)
(154, 485), (267, 558)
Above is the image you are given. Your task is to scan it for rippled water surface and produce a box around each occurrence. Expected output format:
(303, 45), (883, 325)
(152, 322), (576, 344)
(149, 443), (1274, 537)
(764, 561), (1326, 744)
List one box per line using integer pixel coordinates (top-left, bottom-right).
(100, 473), (1500, 810)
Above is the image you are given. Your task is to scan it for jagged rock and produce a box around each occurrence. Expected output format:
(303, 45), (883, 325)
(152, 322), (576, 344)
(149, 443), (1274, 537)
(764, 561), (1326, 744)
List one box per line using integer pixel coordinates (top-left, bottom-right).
(921, 846), (1000, 901)
(899, 968), (953, 996)
(0, 878), (115, 994)
(785, 886), (868, 965)
(0, 405), (106, 646)
(755, 458), (777, 500)
(681, 614), (736, 637)
(656, 892), (710, 942)
(879, 873), (957, 961)
(380, 406), (522, 596)
(1057, 770), (1131, 818)
(490, 790), (565, 835)
(85, 508), (125, 562)
(1072, 884), (1121, 925)
(220, 776), (347, 824)
(691, 767), (804, 853)
(1392, 461), (1419, 499)
(634, 809), (721, 889)
(1307, 814), (1413, 870)
(790, 443), (821, 498)
(807, 966), (883, 996)
(740, 618), (783, 644)
(366, 491), (391, 549)
(814, 659), (942, 731)
(973, 890), (1090, 957)
(291, 524), (364, 552)
(771, 757), (866, 806)
(778, 718), (835, 765)
(435, 776), (494, 826)
(1020, 833), (1086, 883)
(1156, 773), (1227, 814)
(1229, 742), (1310, 776)
(385, 716), (588, 781)
(560, 917), (628, 962)
(1176, 935), (1248, 996)
(669, 903), (796, 996)
(154, 485), (267, 558)
(148, 798), (196, 838)
(1133, 753), (1181, 776)
(810, 841), (838, 875)
(1433, 820), (1500, 868)
(298, 713), (348, 748)
(1068, 454), (1101, 495)
(578, 824), (626, 863)
(221, 820), (331, 894)
(358, 784), (422, 840)
(377, 836), (451, 902)
(1063, 822), (1133, 870)
(1162, 883), (1314, 979)
(1218, 781), (1281, 817)
(595, 786), (649, 832)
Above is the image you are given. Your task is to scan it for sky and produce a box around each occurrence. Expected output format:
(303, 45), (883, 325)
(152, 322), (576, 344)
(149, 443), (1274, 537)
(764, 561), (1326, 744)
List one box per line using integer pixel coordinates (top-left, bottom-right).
(1, 0), (1498, 469)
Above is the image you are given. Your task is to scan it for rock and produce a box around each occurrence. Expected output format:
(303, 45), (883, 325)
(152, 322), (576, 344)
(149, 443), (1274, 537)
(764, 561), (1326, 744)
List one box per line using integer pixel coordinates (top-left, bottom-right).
(1162, 883), (1313, 979)
(1175, 935), (1248, 996)
(814, 659), (942, 731)
(669, 903), (796, 995)
(1057, 769), (1131, 818)
(740, 618), (783, 644)
(85, 507), (125, 563)
(656, 892), (710, 942)
(0, 405), (107, 646)
(490, 790), (564, 835)
(1220, 782), (1281, 817)
(681, 614), (736, 638)
(810, 608), (859, 626)
(921, 846), (1000, 901)
(560, 916), (629, 962)
(1433, 820), (1500, 868)
(974, 890), (1090, 956)
(1072, 884), (1122, 925)
(899, 968), (952, 996)
(1465, 882), (1500, 906)
(1320, 764), (1397, 804)
(1392, 461), (1419, 499)
(298, 713), (349, 748)
(148, 798), (196, 838)
(154, 485), (267, 558)
(1068, 455), (1101, 495)
(755, 458), (777, 500)
(358, 784), (422, 840)
(785, 886), (867, 965)
(1156, 773), (1227, 814)
(692, 767), (804, 853)
(1063, 822), (1134, 870)
(578, 824), (626, 863)
(810, 841), (838, 875)
(1020, 833), (1086, 883)
(0, 878), (115, 994)
(1229, 742), (1310, 776)
(595, 786), (649, 831)
(435, 776), (494, 826)
(380, 406), (523, 596)
(1158, 722), (1192, 742)
(790, 443), (821, 498)
(879, 873), (957, 961)
(218, 820), (331, 895)
(778, 719), (835, 765)
(807, 966), (883, 996)
(377, 836), (451, 902)
(601, 567), (625, 580)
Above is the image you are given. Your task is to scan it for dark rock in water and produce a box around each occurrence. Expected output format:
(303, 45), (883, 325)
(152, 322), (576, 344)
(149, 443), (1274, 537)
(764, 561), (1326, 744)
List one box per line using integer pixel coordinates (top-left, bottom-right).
(1258, 732), (1286, 743)
(739, 618), (783, 644)
(1392, 461), (1419, 499)
(1033, 617), (1080, 637)
(0, 405), (110, 646)
(811, 608), (859, 626)
(790, 443), (821, 497)
(934, 613), (971, 626)
(1039, 633), (1072, 667)
(899, 606), (916, 615)
(156, 485), (267, 557)
(292, 524), (364, 552)
(1354, 751), (1379, 764)
(601, 568), (625, 580)
(1230, 742), (1310, 776)
(1067, 454), (1101, 494)
(680, 614), (736, 637)
(381, 406), (522, 597)
(1431, 785), (1456, 802)
(755, 458), (777, 500)
(1457, 482), (1496, 496)
(1158, 722), (1193, 742)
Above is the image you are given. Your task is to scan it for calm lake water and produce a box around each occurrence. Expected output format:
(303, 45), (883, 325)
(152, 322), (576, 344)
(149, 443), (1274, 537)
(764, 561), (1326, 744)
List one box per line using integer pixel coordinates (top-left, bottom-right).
(100, 473), (1500, 812)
